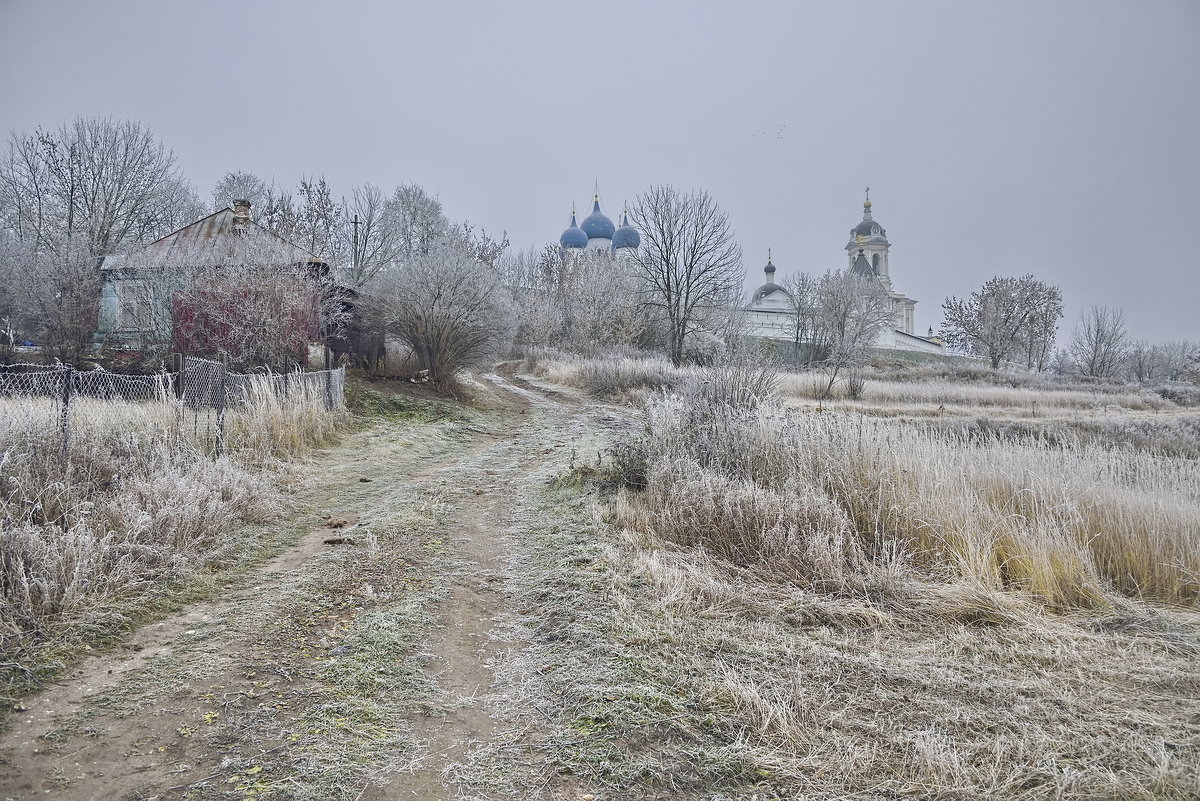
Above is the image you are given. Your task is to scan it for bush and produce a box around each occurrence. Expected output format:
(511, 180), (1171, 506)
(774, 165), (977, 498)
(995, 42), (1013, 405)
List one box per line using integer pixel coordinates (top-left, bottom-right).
(1154, 383), (1200, 407)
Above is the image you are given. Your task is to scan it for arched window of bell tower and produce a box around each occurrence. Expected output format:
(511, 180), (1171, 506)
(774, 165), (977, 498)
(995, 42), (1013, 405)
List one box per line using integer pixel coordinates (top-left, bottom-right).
(872, 253), (880, 273)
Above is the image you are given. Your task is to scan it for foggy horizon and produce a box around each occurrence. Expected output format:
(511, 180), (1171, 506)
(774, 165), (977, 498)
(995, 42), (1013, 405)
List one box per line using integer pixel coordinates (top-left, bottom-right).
(2, 0), (1198, 343)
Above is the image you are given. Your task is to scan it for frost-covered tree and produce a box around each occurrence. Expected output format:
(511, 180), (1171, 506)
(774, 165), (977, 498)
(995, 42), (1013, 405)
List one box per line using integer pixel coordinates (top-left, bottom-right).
(210, 171), (272, 213)
(1069, 305), (1129, 379)
(1154, 340), (1198, 382)
(387, 183), (448, 260)
(1, 233), (101, 364)
(0, 116), (201, 260)
(630, 185), (743, 366)
(1125, 339), (1162, 383)
(495, 245), (547, 295)
(294, 176), (343, 263)
(371, 240), (515, 386)
(1016, 282), (1064, 370)
(941, 275), (1062, 369)
(812, 270), (894, 398)
(558, 250), (646, 351)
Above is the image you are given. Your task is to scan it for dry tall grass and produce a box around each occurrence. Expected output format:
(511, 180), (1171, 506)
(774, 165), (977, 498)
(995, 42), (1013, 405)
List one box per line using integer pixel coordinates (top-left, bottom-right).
(525, 353), (1200, 797)
(615, 386), (1199, 609)
(779, 372), (1173, 412)
(532, 352), (1200, 609)
(227, 375), (344, 460)
(0, 381), (346, 692)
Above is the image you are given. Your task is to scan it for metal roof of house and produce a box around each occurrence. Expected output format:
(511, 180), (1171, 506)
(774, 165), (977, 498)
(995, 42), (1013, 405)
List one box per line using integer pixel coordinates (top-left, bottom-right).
(116, 207), (319, 268)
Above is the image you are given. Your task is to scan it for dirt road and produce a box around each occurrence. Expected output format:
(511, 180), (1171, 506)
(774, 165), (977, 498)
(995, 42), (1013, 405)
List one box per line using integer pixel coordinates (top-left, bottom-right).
(0, 368), (624, 801)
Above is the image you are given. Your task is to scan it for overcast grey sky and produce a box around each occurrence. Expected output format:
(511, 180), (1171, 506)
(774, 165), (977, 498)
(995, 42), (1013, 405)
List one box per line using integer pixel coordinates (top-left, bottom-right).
(2, 0), (1198, 341)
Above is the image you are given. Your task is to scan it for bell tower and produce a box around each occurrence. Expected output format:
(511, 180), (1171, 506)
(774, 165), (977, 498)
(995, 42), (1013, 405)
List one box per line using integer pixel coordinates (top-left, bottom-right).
(845, 188), (892, 290)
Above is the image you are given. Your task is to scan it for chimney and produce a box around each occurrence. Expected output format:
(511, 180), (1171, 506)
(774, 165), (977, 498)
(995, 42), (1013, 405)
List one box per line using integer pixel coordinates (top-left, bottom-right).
(232, 199), (251, 233)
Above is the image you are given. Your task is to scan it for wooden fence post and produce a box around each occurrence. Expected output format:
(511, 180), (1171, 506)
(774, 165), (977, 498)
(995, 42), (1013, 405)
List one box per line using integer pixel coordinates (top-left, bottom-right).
(214, 354), (229, 459)
(324, 346), (334, 410)
(172, 353), (184, 400)
(60, 365), (74, 459)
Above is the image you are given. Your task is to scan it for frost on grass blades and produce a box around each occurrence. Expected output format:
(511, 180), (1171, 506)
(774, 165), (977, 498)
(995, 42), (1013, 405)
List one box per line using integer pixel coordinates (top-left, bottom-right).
(530, 354), (1200, 798)
(0, 364), (346, 696)
(553, 354), (1200, 609)
(622, 394), (1199, 608)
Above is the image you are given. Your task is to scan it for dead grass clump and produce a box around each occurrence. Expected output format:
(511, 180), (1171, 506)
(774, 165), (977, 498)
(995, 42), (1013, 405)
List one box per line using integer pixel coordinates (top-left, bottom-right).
(0, 383), (344, 694)
(512, 480), (1200, 800)
(1, 422), (278, 678)
(779, 372), (1174, 411)
(615, 389), (1200, 610)
(536, 352), (694, 399)
(228, 374), (346, 460)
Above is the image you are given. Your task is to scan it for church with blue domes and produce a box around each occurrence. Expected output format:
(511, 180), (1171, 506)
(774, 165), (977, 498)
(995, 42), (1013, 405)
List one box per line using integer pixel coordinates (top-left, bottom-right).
(559, 190), (640, 262)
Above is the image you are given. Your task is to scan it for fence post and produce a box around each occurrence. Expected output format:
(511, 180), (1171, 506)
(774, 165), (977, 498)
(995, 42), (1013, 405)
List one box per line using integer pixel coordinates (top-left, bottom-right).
(60, 365), (74, 458)
(324, 346), (334, 410)
(214, 354), (229, 459)
(172, 353), (184, 400)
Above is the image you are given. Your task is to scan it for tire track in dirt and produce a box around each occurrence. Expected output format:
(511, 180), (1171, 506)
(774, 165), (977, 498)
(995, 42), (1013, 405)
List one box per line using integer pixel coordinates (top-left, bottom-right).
(381, 371), (580, 799)
(0, 369), (614, 801)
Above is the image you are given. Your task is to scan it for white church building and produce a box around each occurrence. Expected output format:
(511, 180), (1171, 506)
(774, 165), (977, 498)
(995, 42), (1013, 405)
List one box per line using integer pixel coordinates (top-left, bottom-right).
(746, 194), (945, 355)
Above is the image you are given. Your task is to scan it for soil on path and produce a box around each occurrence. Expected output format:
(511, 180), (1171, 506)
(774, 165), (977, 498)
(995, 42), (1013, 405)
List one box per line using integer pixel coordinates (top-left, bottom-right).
(0, 368), (614, 801)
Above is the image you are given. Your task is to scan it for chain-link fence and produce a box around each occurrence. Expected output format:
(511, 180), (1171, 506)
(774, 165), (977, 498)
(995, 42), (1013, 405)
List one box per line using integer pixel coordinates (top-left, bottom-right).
(0, 358), (346, 459)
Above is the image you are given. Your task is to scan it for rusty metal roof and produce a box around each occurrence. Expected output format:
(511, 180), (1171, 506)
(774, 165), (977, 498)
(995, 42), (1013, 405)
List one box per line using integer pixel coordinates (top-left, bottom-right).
(124, 207), (318, 267)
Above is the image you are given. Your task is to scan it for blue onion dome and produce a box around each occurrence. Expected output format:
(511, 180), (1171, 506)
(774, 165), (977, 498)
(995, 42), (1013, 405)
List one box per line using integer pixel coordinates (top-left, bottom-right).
(580, 194), (616, 240)
(560, 208), (588, 249)
(611, 209), (641, 249)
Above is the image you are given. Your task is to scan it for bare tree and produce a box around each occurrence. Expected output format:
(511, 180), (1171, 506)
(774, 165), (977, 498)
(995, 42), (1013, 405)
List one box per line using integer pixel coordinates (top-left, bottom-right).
(1069, 305), (1129, 379)
(780, 271), (824, 365)
(340, 183), (400, 287)
(1125, 339), (1162, 383)
(210, 171), (272, 213)
(941, 275), (1062, 369)
(2, 233), (101, 364)
(335, 183), (410, 374)
(630, 185), (743, 366)
(387, 183), (448, 260)
(814, 270), (895, 398)
(0, 116), (200, 260)
(371, 240), (515, 386)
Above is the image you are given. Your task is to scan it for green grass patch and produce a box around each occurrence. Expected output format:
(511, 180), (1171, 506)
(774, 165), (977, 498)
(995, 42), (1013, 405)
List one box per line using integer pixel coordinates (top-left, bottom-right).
(344, 382), (461, 424)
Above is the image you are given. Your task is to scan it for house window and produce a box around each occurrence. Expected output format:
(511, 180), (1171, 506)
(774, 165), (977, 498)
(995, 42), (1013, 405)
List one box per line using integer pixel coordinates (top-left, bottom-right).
(118, 281), (153, 331)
